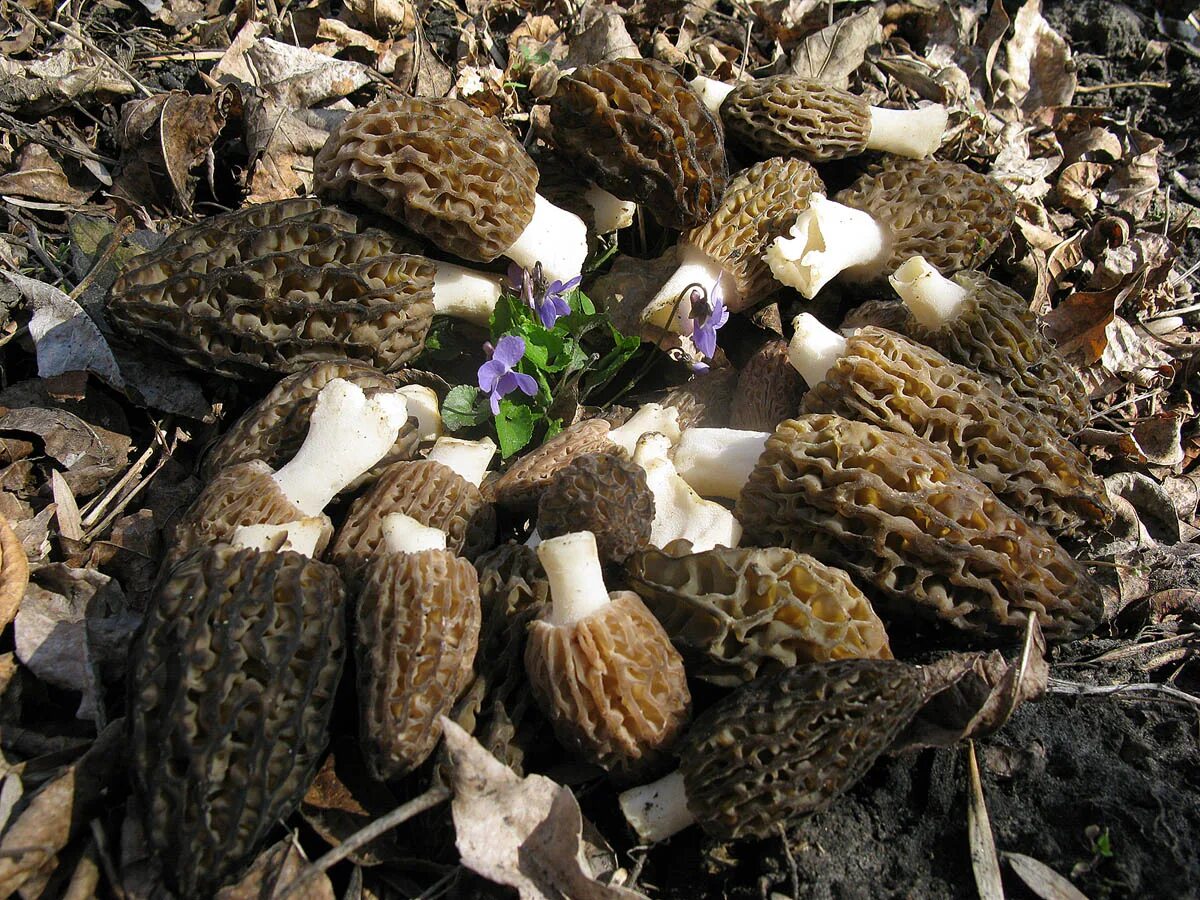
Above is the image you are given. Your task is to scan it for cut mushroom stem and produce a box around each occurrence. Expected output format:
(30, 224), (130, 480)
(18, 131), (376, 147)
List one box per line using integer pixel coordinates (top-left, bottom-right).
(689, 75), (736, 117)
(271, 379), (409, 516)
(619, 770), (695, 843)
(431, 262), (503, 328)
(504, 193), (589, 283)
(585, 184), (637, 233)
(634, 433), (742, 552)
(607, 403), (683, 456)
(538, 531), (611, 627)
(788, 313), (848, 388)
(888, 255), (969, 328)
(380, 512), (448, 554)
(230, 518), (329, 557)
(426, 436), (497, 487)
(673, 428), (770, 500)
(864, 105), (949, 158)
(645, 245), (739, 334)
(765, 194), (889, 298)
(397, 385), (442, 442)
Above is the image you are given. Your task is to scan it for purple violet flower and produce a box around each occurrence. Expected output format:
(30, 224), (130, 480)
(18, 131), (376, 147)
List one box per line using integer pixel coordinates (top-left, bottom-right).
(478, 335), (538, 415)
(508, 262), (581, 329)
(689, 282), (729, 360)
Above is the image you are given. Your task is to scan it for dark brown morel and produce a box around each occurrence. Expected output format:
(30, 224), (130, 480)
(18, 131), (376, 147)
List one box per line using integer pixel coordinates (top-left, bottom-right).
(537, 452), (654, 563)
(129, 544), (346, 897)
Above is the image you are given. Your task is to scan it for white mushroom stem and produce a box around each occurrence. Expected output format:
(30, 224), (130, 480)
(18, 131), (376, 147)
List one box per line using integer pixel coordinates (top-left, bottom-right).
(633, 433), (742, 553)
(644, 244), (739, 334)
(865, 104), (949, 158)
(426, 436), (497, 487)
(788, 313), (848, 388)
(584, 184), (636, 233)
(504, 193), (589, 284)
(619, 770), (695, 843)
(606, 403), (682, 457)
(765, 194), (889, 298)
(888, 256), (968, 328)
(431, 262), (503, 328)
(538, 531), (611, 627)
(689, 74), (736, 117)
(673, 428), (770, 500)
(396, 385), (442, 442)
(230, 518), (329, 557)
(271, 379), (409, 516)
(380, 512), (447, 554)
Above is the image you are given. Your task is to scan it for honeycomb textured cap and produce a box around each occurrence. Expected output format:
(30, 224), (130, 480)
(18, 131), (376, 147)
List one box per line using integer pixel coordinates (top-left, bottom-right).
(688, 156), (824, 306)
(201, 359), (421, 487)
(331, 459), (496, 591)
(524, 590), (691, 779)
(680, 659), (921, 840)
(130, 544), (346, 897)
(628, 543), (891, 686)
(659, 366), (740, 429)
(896, 271), (1091, 436)
(357, 548), (481, 781)
(315, 96), (538, 261)
(834, 159), (1016, 274)
(109, 199), (437, 379)
(800, 327), (1112, 537)
(537, 452), (655, 563)
(729, 340), (805, 432)
(549, 58), (728, 230)
(736, 415), (1102, 641)
(720, 76), (872, 162)
(484, 418), (615, 511)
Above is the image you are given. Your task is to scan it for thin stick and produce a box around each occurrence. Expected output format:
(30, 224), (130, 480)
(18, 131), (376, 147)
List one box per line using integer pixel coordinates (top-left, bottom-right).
(1047, 677), (1200, 710)
(70, 216), (135, 301)
(276, 786), (451, 899)
(1076, 80), (1171, 94)
(42, 16), (155, 98)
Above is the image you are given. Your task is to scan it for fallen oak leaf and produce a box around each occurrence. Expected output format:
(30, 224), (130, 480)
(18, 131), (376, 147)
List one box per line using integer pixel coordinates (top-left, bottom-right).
(1041, 285), (1121, 364)
(159, 88), (237, 212)
(788, 4), (882, 90)
(441, 717), (646, 900)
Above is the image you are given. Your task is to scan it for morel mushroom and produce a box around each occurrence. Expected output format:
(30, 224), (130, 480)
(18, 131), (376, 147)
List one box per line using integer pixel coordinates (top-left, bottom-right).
(643, 157), (825, 333)
(790, 315), (1111, 536)
(524, 531), (691, 778)
(548, 58), (728, 230)
(886, 256), (1091, 435)
(712, 74), (948, 161)
(130, 537), (346, 897)
(736, 414), (1103, 640)
(170, 379), (409, 567)
(315, 96), (587, 282)
(536, 452), (655, 564)
(109, 199), (442, 377)
(765, 159), (1015, 298)
(331, 436), (498, 589)
(628, 542), (891, 685)
(356, 513), (481, 781)
(618, 659), (922, 842)
(658, 365), (740, 429)
(729, 340), (805, 432)
(634, 432), (742, 552)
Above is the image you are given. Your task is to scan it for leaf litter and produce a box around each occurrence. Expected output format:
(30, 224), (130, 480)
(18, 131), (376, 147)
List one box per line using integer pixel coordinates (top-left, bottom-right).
(0, 0), (1197, 897)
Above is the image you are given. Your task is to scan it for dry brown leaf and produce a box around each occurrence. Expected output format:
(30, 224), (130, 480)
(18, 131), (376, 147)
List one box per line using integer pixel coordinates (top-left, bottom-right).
(0, 143), (97, 205)
(216, 836), (335, 900)
(1132, 413), (1186, 467)
(0, 515), (29, 631)
(562, 3), (640, 68)
(1101, 129), (1162, 219)
(1001, 0), (1076, 116)
(1004, 852), (1091, 900)
(0, 718), (125, 897)
(344, 0), (415, 37)
(244, 101), (343, 203)
(299, 747), (408, 867)
(756, 0), (825, 44)
(1078, 315), (1175, 398)
(1056, 161), (1112, 215)
(442, 717), (646, 900)
(159, 88), (236, 211)
(788, 4), (882, 89)
(966, 741), (1004, 900)
(1041, 286), (1121, 364)
(0, 42), (135, 115)
(1103, 472), (1182, 546)
(0, 405), (129, 497)
(990, 123), (1061, 201)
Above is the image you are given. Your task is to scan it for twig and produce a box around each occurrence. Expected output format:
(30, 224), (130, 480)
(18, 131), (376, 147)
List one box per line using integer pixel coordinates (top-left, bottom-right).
(4, 207), (69, 286)
(70, 216), (134, 302)
(777, 823), (800, 899)
(1046, 676), (1200, 710)
(41, 15), (155, 98)
(276, 786), (451, 899)
(1075, 80), (1172, 94)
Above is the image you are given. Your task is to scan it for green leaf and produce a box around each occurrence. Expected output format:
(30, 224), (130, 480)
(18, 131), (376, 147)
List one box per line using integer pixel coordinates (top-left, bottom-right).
(522, 327), (564, 370)
(442, 385), (489, 431)
(495, 399), (538, 458)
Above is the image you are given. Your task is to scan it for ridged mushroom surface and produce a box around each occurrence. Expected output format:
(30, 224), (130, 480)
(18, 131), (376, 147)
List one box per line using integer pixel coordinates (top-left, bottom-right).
(736, 415), (1102, 641)
(537, 452), (655, 563)
(549, 58), (727, 230)
(331, 459), (496, 589)
(525, 590), (691, 778)
(687, 156), (824, 308)
(130, 544), (346, 898)
(801, 327), (1111, 536)
(659, 367), (739, 429)
(357, 548), (481, 780)
(485, 417), (615, 511)
(729, 340), (805, 432)
(834, 159), (1015, 274)
(628, 542), (891, 685)
(721, 76), (872, 162)
(315, 97), (538, 262)
(109, 199), (436, 378)
(680, 660), (922, 839)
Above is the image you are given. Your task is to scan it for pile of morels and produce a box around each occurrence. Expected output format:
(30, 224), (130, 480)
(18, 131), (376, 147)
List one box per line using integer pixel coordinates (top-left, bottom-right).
(105, 57), (1115, 896)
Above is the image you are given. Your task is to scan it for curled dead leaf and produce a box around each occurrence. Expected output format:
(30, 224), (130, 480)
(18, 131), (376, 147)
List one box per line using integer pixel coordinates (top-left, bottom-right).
(788, 4), (882, 89)
(0, 143), (97, 206)
(1000, 0), (1076, 115)
(1041, 286), (1120, 364)
(0, 514), (29, 631)
(216, 836), (335, 900)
